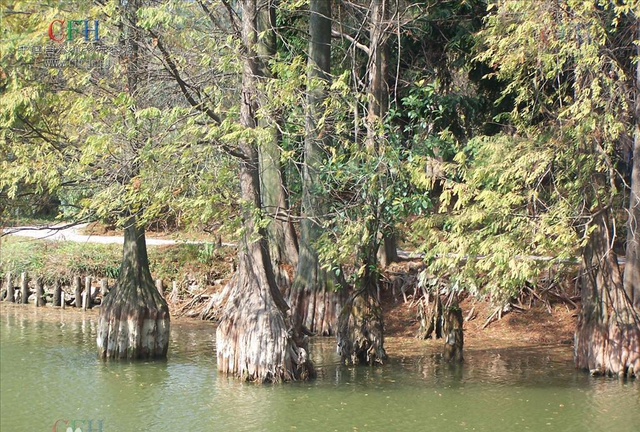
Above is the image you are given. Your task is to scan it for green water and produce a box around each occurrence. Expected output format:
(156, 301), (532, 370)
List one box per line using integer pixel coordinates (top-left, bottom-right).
(0, 305), (638, 432)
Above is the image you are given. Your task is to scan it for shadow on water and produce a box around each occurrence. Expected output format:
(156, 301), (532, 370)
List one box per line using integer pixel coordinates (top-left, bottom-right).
(1, 304), (638, 432)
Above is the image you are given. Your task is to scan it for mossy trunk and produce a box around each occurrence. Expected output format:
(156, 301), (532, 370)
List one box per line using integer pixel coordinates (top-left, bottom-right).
(288, 0), (346, 335)
(96, 218), (170, 360)
(337, 288), (387, 365)
(337, 248), (387, 365)
(289, 249), (347, 336)
(368, 0), (397, 268)
(257, 0), (299, 287)
(215, 0), (314, 383)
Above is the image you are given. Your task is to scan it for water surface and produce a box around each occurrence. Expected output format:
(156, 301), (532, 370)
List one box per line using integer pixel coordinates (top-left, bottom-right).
(1, 304), (638, 431)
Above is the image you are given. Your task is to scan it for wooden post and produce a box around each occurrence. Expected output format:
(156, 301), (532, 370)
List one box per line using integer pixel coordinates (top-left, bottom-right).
(61, 290), (66, 309)
(35, 278), (45, 307)
(74, 276), (82, 308)
(100, 279), (108, 297)
(20, 272), (29, 304)
(170, 280), (178, 304)
(6, 272), (14, 303)
(84, 276), (92, 309)
(53, 281), (61, 307)
(155, 279), (164, 297)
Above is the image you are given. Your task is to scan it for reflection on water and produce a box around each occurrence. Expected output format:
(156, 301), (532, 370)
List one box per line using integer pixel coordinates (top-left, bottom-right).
(1, 304), (638, 432)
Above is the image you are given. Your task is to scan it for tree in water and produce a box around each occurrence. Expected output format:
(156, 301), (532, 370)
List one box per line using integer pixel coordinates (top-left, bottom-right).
(287, 0), (348, 337)
(335, 0), (396, 365)
(215, 0), (314, 382)
(97, 216), (169, 359)
(421, 0), (639, 377)
(575, 17), (640, 373)
(442, 295), (464, 363)
(96, 0), (171, 360)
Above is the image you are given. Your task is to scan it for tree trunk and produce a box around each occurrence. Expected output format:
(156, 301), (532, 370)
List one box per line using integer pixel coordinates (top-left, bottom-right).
(575, 20), (640, 378)
(442, 298), (464, 363)
(257, 0), (299, 287)
(380, 234), (398, 267)
(623, 18), (640, 311)
(575, 212), (640, 376)
(215, 0), (314, 382)
(367, 0), (397, 267)
(335, 0), (391, 364)
(96, 218), (170, 359)
(286, 0), (347, 337)
(416, 290), (443, 339)
(337, 256), (387, 365)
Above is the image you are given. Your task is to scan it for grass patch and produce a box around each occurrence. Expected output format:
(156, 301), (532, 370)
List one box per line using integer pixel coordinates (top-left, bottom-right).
(0, 236), (233, 286)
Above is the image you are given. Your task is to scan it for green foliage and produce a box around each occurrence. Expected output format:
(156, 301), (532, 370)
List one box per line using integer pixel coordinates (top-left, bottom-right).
(411, 0), (638, 302)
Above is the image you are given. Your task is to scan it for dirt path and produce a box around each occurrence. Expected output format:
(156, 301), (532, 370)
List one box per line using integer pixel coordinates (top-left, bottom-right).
(3, 223), (235, 247)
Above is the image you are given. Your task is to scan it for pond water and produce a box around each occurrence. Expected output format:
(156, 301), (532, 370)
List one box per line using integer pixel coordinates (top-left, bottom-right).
(1, 304), (638, 432)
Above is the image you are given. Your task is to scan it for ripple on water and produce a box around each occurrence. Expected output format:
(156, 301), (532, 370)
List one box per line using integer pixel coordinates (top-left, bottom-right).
(1, 304), (638, 432)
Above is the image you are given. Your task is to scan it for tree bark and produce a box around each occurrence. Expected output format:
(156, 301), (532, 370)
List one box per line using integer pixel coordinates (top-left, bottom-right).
(574, 19), (640, 378)
(97, 217), (170, 359)
(287, 0), (347, 337)
(336, 0), (391, 364)
(575, 212), (640, 376)
(623, 18), (640, 311)
(416, 291), (443, 339)
(367, 0), (397, 267)
(215, 0), (314, 382)
(257, 0), (299, 286)
(442, 298), (464, 363)
(337, 256), (387, 365)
